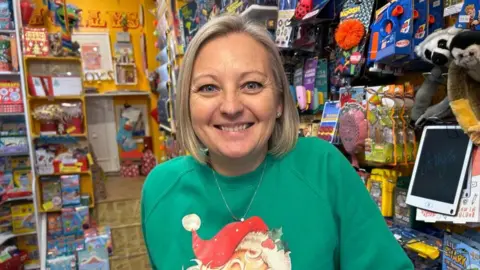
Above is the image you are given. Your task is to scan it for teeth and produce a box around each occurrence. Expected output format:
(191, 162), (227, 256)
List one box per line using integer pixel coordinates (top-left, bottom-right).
(221, 124), (248, 132)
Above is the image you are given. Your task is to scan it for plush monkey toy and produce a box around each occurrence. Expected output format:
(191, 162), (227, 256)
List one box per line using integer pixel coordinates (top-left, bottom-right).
(411, 27), (464, 126)
(448, 30), (480, 145)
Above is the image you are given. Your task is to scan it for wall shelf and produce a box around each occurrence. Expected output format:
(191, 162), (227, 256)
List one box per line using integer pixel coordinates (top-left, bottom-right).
(0, 196), (33, 207)
(0, 151), (30, 157)
(0, 231), (37, 246)
(85, 91), (150, 97)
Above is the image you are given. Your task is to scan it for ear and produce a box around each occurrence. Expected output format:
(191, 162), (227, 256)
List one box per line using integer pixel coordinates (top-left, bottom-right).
(276, 98), (283, 118)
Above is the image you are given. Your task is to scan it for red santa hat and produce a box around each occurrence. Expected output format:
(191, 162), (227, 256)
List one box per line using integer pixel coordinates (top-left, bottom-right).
(182, 214), (269, 268)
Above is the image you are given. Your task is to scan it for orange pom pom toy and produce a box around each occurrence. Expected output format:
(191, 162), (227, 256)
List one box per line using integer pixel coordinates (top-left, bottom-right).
(335, 19), (365, 50)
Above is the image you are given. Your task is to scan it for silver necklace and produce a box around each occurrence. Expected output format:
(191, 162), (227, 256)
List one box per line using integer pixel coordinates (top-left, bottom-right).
(212, 161), (267, 222)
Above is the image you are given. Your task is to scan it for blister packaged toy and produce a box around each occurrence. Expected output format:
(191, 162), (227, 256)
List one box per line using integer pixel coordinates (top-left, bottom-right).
(46, 255), (76, 270)
(303, 58), (319, 112)
(338, 102), (368, 167)
(47, 213), (63, 237)
(369, 0), (414, 65)
(41, 176), (62, 211)
(443, 233), (480, 269)
(367, 169), (400, 217)
(403, 83), (417, 164)
(456, 0), (480, 30)
(314, 59), (329, 110)
(365, 86), (396, 165)
(318, 101), (341, 143)
(60, 175), (80, 206)
(385, 85), (406, 165)
(333, 0), (375, 78)
(61, 206), (89, 237)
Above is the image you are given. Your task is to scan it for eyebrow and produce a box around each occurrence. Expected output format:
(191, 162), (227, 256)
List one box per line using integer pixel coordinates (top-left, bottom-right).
(191, 70), (268, 85)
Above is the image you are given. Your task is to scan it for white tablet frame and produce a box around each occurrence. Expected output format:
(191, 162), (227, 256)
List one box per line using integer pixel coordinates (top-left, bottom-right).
(406, 125), (473, 216)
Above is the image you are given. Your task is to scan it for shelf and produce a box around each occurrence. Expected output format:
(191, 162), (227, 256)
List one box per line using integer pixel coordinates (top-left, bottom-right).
(0, 196), (33, 207)
(33, 133), (87, 139)
(29, 95), (83, 100)
(24, 56), (81, 62)
(41, 204), (94, 213)
(85, 90), (150, 97)
(38, 171), (91, 177)
(0, 112), (24, 117)
(0, 151), (30, 157)
(0, 71), (20, 75)
(24, 264), (40, 270)
(0, 231), (36, 246)
(0, 29), (15, 34)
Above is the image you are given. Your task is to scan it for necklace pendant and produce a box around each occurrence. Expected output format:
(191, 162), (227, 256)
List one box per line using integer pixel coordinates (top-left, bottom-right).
(240, 218), (244, 222)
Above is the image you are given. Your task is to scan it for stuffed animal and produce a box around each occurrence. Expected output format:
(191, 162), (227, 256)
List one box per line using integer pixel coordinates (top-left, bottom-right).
(411, 26), (464, 126)
(448, 30), (480, 145)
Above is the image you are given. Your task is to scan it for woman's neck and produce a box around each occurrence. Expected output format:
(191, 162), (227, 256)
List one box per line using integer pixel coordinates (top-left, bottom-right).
(209, 148), (268, 177)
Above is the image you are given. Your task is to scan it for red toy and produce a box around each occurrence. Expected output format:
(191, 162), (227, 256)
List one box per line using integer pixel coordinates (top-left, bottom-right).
(295, 0), (313, 19)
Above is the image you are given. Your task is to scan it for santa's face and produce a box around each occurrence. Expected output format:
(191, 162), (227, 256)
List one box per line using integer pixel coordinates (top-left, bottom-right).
(222, 250), (269, 270)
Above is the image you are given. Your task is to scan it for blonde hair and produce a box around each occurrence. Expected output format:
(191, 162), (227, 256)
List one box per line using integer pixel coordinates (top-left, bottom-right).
(176, 14), (299, 163)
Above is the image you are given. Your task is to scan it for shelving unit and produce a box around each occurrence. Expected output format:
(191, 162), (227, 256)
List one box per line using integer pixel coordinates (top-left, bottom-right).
(0, 1), (41, 269)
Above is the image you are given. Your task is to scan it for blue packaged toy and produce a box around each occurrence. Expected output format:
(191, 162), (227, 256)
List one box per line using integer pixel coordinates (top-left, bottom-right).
(370, 0), (415, 64)
(428, 0), (443, 34)
(456, 0), (480, 30)
(413, 0), (428, 48)
(443, 233), (480, 269)
(60, 175), (80, 206)
(78, 247), (109, 270)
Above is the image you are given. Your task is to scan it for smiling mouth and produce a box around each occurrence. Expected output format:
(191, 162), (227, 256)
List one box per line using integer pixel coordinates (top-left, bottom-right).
(214, 123), (254, 132)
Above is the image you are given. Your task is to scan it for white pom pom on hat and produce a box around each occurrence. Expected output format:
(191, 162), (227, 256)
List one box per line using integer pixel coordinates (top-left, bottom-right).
(182, 214), (201, 232)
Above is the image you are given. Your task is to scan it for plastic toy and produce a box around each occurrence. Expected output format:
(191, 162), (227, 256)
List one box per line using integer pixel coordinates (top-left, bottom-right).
(365, 86), (396, 165)
(338, 102), (368, 168)
(367, 169), (399, 217)
(295, 0), (313, 19)
(456, 0), (480, 30)
(370, 0), (414, 64)
(334, 0), (376, 78)
(296, 85), (307, 111)
(303, 58), (319, 112)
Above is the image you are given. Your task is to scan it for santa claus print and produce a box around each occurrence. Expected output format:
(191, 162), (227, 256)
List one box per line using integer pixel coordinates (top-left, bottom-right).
(182, 214), (292, 270)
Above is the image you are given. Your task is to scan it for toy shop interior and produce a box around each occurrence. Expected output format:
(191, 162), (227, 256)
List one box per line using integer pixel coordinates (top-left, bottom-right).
(0, 0), (479, 267)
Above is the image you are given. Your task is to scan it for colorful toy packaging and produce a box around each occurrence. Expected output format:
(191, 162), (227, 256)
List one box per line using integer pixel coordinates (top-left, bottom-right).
(443, 233), (480, 269)
(61, 206), (90, 236)
(369, 0), (414, 65)
(318, 101), (341, 143)
(78, 247), (109, 270)
(333, 0), (376, 79)
(365, 86), (396, 165)
(60, 175), (80, 206)
(11, 203), (36, 234)
(84, 226), (113, 256)
(457, 0), (480, 30)
(47, 213), (63, 237)
(16, 234), (40, 266)
(314, 59), (329, 110)
(367, 168), (400, 217)
(41, 176), (62, 211)
(428, 0), (443, 34)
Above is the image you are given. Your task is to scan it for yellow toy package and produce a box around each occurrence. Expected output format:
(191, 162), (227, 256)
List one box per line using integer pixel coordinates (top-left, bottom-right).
(11, 203), (36, 234)
(365, 86), (396, 165)
(386, 85), (406, 165)
(367, 169), (400, 217)
(17, 234), (40, 266)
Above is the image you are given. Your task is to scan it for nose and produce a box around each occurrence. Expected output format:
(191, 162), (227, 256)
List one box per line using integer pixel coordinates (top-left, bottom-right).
(219, 91), (244, 118)
(432, 52), (448, 66)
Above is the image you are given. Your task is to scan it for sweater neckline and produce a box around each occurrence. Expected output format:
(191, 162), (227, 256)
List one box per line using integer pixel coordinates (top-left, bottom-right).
(194, 154), (273, 190)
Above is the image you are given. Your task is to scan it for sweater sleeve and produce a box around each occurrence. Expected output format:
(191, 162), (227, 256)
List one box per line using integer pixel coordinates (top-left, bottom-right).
(327, 148), (414, 270)
(141, 169), (159, 270)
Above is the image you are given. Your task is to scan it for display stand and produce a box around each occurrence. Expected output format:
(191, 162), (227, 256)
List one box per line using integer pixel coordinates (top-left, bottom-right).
(0, 1), (41, 269)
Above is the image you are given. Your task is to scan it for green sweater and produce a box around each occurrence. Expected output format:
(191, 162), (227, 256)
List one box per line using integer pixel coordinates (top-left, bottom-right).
(141, 137), (413, 269)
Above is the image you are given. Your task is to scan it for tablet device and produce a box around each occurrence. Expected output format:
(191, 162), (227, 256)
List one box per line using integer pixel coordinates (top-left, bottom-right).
(406, 126), (473, 215)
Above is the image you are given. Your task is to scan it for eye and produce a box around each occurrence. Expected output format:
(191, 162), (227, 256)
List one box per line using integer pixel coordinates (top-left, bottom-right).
(438, 39), (447, 49)
(198, 84), (218, 93)
(425, 49), (432, 60)
(242, 82), (263, 92)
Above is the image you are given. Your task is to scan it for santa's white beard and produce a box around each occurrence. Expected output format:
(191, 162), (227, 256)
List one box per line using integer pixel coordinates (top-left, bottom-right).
(187, 232), (292, 270)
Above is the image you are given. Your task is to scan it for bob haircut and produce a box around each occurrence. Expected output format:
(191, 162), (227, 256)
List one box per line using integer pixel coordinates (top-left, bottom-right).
(176, 14), (299, 163)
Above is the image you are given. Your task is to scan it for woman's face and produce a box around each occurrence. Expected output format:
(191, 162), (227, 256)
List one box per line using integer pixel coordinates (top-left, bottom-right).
(189, 33), (282, 160)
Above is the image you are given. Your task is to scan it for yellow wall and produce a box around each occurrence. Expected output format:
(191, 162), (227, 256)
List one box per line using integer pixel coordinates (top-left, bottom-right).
(30, 0), (164, 162)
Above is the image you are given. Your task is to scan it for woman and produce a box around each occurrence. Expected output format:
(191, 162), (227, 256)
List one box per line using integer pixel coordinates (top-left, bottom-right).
(142, 15), (413, 270)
